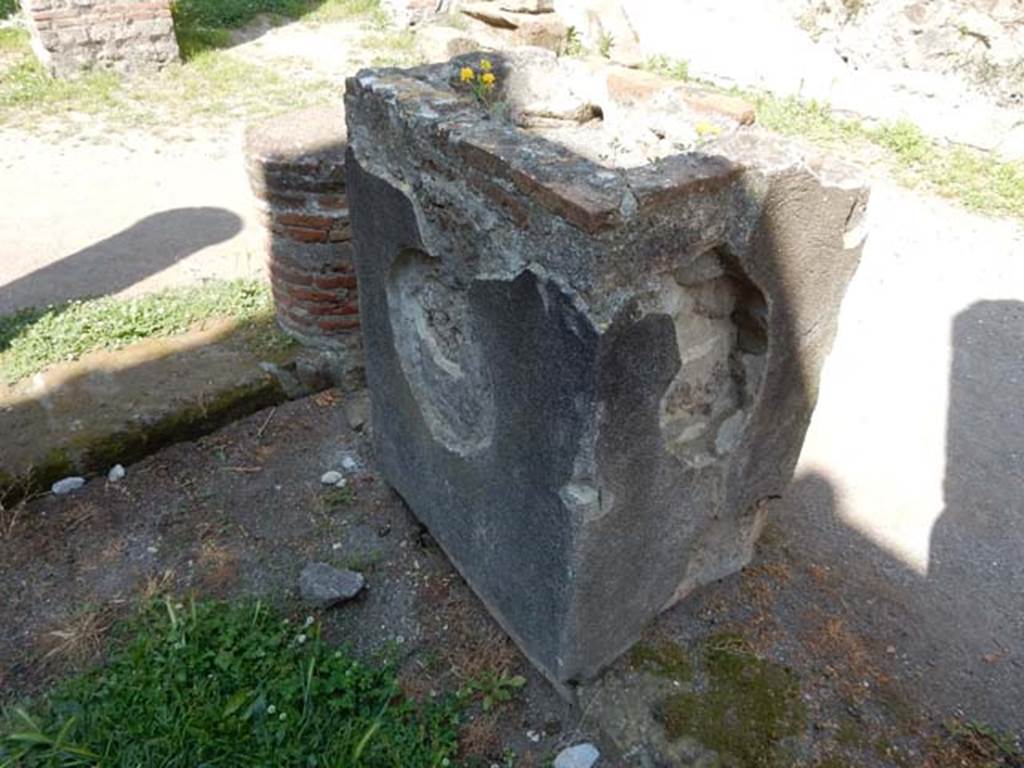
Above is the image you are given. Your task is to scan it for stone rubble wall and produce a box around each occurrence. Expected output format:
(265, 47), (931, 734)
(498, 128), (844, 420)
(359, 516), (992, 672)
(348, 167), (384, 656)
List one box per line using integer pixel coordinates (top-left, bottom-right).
(618, 0), (1023, 160)
(23, 0), (179, 77)
(401, 0), (1022, 159)
(244, 107), (361, 354)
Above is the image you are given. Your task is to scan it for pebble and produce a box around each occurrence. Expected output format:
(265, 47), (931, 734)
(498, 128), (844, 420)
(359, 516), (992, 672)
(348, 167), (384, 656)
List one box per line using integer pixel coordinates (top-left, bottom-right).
(340, 455), (359, 472)
(320, 470), (343, 485)
(300, 562), (366, 608)
(51, 476), (86, 495)
(108, 464), (126, 482)
(554, 743), (600, 768)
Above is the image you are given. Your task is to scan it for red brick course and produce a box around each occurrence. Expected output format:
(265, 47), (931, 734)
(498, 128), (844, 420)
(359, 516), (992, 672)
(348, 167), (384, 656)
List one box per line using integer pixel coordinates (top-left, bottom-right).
(245, 108), (358, 351)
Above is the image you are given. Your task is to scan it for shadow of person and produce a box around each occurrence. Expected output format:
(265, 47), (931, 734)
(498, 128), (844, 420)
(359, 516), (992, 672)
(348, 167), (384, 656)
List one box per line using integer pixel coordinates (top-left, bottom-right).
(0, 207), (244, 315)
(779, 299), (1024, 734)
(928, 299), (1024, 713)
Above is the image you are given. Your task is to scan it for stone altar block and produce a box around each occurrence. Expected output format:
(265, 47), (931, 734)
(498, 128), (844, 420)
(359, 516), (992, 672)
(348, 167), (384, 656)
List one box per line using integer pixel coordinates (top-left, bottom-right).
(344, 50), (868, 687)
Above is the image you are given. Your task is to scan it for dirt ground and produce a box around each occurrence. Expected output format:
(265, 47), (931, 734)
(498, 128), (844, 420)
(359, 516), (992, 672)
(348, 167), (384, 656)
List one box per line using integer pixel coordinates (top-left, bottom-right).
(2, 8), (1022, 766)
(1, 389), (1019, 767)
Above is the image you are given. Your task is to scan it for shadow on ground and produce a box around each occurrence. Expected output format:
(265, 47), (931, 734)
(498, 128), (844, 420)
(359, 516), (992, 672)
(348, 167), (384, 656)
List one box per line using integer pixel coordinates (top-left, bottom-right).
(0, 207), (242, 314)
(781, 299), (1024, 728)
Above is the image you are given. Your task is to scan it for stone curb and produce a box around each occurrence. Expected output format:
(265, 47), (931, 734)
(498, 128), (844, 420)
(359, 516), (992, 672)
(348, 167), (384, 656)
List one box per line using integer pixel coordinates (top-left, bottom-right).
(0, 321), (358, 506)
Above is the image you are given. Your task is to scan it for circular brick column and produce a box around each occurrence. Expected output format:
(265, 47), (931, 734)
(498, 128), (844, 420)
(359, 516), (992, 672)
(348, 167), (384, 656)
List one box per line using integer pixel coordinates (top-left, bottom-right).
(245, 107), (359, 353)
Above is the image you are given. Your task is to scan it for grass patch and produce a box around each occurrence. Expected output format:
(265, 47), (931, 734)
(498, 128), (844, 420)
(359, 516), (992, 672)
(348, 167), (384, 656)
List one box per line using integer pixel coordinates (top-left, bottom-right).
(0, 280), (277, 385)
(0, 30), (121, 114)
(656, 633), (805, 767)
(0, 37), (337, 130)
(0, 599), (462, 766)
(173, 0), (382, 57)
(751, 92), (1024, 219)
(0, 26), (27, 52)
(364, 27), (419, 67)
(0, 5), (343, 130)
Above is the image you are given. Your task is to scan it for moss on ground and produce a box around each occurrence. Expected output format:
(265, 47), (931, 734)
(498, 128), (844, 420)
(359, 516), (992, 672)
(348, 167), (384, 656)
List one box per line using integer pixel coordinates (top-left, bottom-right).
(629, 638), (694, 682)
(655, 633), (806, 768)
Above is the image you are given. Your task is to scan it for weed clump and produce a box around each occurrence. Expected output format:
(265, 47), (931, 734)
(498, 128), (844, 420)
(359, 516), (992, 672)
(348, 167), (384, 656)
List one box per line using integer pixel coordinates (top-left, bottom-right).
(0, 599), (463, 766)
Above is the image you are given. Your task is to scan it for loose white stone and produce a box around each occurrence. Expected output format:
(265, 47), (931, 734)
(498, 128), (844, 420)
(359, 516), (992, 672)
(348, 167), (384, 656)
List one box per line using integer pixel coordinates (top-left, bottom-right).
(320, 470), (343, 485)
(554, 743), (600, 768)
(51, 477), (86, 495)
(108, 464), (126, 482)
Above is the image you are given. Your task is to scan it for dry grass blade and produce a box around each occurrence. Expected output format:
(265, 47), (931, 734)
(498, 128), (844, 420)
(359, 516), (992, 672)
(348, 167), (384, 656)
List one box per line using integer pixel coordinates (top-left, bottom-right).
(41, 606), (116, 666)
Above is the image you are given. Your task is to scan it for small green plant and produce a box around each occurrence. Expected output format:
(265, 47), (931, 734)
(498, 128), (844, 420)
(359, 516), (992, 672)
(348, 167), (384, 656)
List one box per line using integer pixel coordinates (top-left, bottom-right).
(459, 670), (526, 712)
(841, 0), (864, 21)
(597, 31), (615, 58)
(0, 0), (18, 20)
(0, 599), (463, 766)
(644, 54), (690, 81)
(945, 719), (1024, 765)
(459, 57), (499, 109)
(561, 25), (584, 57)
(321, 484), (356, 511)
(874, 119), (928, 164)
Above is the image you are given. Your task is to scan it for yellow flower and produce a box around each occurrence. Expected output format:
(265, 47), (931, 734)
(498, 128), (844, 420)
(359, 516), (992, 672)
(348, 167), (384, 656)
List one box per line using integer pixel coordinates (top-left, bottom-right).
(481, 72), (496, 87)
(459, 66), (475, 82)
(479, 58), (492, 71)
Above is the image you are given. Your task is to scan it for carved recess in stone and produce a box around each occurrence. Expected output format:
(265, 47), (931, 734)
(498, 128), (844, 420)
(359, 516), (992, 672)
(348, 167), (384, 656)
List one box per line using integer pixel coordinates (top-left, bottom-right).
(387, 248), (494, 456)
(652, 245), (768, 468)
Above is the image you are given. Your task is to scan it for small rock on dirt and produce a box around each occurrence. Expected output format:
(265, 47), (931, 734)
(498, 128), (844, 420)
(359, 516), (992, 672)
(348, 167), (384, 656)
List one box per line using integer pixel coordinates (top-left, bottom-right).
(320, 470), (343, 485)
(300, 562), (365, 608)
(107, 464), (126, 482)
(51, 477), (86, 495)
(344, 392), (370, 432)
(554, 743), (600, 768)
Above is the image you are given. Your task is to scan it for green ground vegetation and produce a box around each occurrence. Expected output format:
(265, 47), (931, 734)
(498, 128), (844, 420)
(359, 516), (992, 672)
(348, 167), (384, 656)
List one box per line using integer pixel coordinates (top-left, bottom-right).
(629, 638), (694, 682)
(634, 57), (1023, 220)
(0, 599), (463, 766)
(172, 0), (383, 57)
(0, 0), (386, 130)
(655, 634), (805, 768)
(0, 280), (280, 385)
(752, 93), (1024, 220)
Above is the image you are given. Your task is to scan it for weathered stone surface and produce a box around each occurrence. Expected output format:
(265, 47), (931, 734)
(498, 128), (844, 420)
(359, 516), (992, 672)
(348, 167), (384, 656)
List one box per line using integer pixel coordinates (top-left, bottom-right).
(51, 477), (86, 495)
(461, 4), (567, 50)
(344, 52), (868, 686)
(299, 563), (366, 607)
(23, 0), (179, 77)
(554, 743), (600, 768)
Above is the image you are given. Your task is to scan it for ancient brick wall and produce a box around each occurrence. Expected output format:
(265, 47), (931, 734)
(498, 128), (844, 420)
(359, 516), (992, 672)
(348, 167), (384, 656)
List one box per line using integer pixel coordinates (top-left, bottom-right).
(245, 107), (360, 353)
(23, 0), (179, 77)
